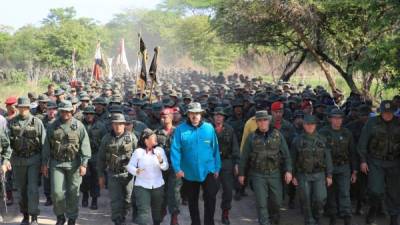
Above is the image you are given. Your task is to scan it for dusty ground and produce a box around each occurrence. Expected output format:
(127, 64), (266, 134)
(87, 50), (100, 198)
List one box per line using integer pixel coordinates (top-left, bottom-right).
(2, 188), (390, 225)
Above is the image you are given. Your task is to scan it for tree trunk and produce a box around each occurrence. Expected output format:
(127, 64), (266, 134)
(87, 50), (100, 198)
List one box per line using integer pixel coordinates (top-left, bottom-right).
(280, 50), (307, 81)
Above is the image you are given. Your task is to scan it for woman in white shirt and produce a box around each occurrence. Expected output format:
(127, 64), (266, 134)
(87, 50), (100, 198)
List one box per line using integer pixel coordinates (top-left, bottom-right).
(127, 128), (168, 225)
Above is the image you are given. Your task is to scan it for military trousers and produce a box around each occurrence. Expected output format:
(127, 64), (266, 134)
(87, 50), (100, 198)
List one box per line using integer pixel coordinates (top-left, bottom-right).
(326, 164), (352, 217)
(219, 159), (234, 210)
(297, 172), (327, 225)
(80, 161), (100, 198)
(134, 185), (164, 225)
(108, 172), (133, 223)
(50, 165), (82, 219)
(14, 163), (40, 215)
(163, 169), (182, 214)
(250, 170), (282, 225)
(367, 158), (400, 216)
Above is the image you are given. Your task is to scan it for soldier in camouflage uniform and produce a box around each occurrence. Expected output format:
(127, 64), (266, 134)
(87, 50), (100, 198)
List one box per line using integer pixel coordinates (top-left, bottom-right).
(155, 108), (181, 225)
(41, 101), (58, 206)
(0, 125), (12, 223)
(291, 115), (333, 225)
(213, 107), (240, 225)
(80, 105), (107, 210)
(319, 109), (357, 225)
(358, 100), (400, 225)
(239, 110), (293, 225)
(97, 113), (138, 225)
(42, 100), (91, 225)
(9, 97), (46, 225)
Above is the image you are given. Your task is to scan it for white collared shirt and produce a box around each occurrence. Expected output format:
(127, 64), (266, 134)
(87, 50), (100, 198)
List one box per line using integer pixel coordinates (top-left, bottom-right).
(127, 146), (168, 189)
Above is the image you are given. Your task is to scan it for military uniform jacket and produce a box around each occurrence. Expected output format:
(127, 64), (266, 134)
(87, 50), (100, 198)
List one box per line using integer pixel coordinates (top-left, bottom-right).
(9, 114), (46, 166)
(358, 116), (400, 163)
(291, 132), (333, 176)
(214, 123), (240, 165)
(0, 127), (12, 166)
(83, 119), (107, 161)
(42, 117), (91, 168)
(319, 126), (357, 171)
(240, 128), (292, 176)
(155, 126), (175, 164)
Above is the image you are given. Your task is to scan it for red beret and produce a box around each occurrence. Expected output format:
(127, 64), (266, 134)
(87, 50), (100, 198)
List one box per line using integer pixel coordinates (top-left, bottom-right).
(160, 108), (174, 116)
(271, 101), (283, 111)
(5, 96), (17, 105)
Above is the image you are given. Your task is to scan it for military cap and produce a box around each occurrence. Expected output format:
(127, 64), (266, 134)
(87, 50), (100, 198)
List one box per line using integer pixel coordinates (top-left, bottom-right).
(93, 97), (107, 105)
(187, 102), (205, 113)
(232, 99), (244, 107)
(357, 104), (371, 117)
(213, 107), (227, 117)
(103, 83), (112, 90)
(182, 93), (193, 100)
(47, 101), (57, 109)
(69, 96), (79, 104)
(111, 113), (126, 123)
(38, 94), (49, 103)
(328, 108), (344, 117)
(208, 96), (220, 105)
(16, 97), (31, 108)
(108, 105), (123, 113)
(380, 100), (396, 113)
(162, 98), (175, 108)
(79, 93), (90, 101)
(303, 115), (317, 124)
(109, 96), (122, 104)
(130, 98), (145, 106)
(152, 103), (164, 112)
(58, 100), (73, 111)
(28, 92), (38, 100)
(169, 90), (178, 97)
(54, 89), (65, 96)
(255, 110), (271, 120)
(83, 105), (96, 114)
(5, 96), (17, 105)
(293, 110), (305, 118)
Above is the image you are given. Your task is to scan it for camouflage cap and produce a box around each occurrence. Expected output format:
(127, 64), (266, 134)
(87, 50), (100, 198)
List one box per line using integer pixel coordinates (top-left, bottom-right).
(58, 100), (73, 111)
(303, 115), (317, 124)
(93, 97), (107, 105)
(328, 108), (344, 118)
(47, 101), (57, 109)
(213, 107), (227, 117)
(17, 97), (31, 108)
(79, 93), (90, 101)
(187, 102), (205, 113)
(111, 113), (126, 123)
(38, 94), (49, 103)
(83, 105), (96, 114)
(255, 110), (271, 120)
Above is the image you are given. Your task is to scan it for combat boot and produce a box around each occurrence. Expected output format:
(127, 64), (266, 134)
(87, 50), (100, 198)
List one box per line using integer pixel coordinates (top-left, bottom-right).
(170, 212), (179, 225)
(30, 215), (39, 225)
(82, 192), (89, 207)
(221, 209), (230, 225)
(344, 216), (352, 225)
(366, 206), (377, 225)
(55, 215), (66, 225)
(390, 215), (399, 225)
(45, 196), (53, 206)
(67, 218), (76, 225)
(90, 197), (98, 210)
(20, 213), (29, 225)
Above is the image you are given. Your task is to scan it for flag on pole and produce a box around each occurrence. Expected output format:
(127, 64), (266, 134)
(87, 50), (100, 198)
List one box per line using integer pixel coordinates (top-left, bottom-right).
(137, 34), (147, 92)
(92, 41), (103, 81)
(149, 47), (159, 84)
(115, 38), (131, 72)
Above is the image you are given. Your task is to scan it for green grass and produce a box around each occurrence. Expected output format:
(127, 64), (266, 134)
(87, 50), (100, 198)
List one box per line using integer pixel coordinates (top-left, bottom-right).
(0, 80), (49, 103)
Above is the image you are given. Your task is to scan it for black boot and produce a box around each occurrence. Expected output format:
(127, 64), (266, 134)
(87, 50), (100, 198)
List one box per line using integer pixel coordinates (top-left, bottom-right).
(221, 209), (230, 225)
(329, 216), (336, 225)
(82, 193), (89, 207)
(366, 206), (377, 225)
(344, 216), (352, 225)
(288, 198), (295, 209)
(20, 213), (30, 225)
(90, 197), (98, 210)
(45, 196), (53, 206)
(55, 215), (66, 225)
(67, 218), (76, 225)
(391, 215), (399, 225)
(30, 215), (39, 225)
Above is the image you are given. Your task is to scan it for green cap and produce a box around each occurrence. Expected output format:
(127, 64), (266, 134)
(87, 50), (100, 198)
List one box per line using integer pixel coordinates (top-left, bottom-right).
(303, 115), (317, 124)
(93, 97), (107, 105)
(213, 107), (227, 116)
(58, 100), (73, 111)
(328, 108), (344, 118)
(357, 104), (371, 117)
(47, 101), (58, 109)
(38, 94), (49, 103)
(83, 105), (96, 114)
(17, 97), (31, 108)
(255, 110), (271, 120)
(380, 100), (395, 113)
(111, 113), (126, 123)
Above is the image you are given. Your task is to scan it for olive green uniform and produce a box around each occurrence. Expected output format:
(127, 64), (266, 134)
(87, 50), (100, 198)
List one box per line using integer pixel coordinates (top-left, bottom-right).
(215, 124), (240, 211)
(41, 115), (56, 202)
(156, 127), (182, 215)
(319, 126), (356, 218)
(240, 129), (292, 225)
(0, 127), (12, 200)
(9, 114), (46, 216)
(291, 132), (333, 225)
(97, 131), (137, 224)
(42, 117), (91, 220)
(358, 116), (400, 216)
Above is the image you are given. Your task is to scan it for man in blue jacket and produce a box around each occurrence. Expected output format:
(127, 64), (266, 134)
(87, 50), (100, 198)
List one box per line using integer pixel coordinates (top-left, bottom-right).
(171, 102), (221, 225)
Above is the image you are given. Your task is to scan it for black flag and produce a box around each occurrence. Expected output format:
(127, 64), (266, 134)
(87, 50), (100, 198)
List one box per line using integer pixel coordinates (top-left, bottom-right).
(149, 47), (159, 83)
(139, 37), (147, 83)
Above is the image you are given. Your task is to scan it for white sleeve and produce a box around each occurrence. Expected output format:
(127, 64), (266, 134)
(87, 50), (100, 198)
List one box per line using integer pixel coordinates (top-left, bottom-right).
(126, 149), (139, 176)
(157, 147), (169, 171)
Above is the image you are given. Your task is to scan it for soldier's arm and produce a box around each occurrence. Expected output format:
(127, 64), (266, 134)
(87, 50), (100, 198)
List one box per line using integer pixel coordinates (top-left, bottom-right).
(357, 119), (372, 163)
(0, 128), (12, 165)
(279, 133), (292, 173)
(131, 132), (138, 150)
(231, 128), (240, 165)
(96, 136), (107, 177)
(79, 124), (91, 167)
(323, 137), (333, 177)
(290, 137), (299, 176)
(42, 126), (51, 167)
(239, 133), (253, 176)
(347, 131), (358, 172)
(36, 118), (46, 151)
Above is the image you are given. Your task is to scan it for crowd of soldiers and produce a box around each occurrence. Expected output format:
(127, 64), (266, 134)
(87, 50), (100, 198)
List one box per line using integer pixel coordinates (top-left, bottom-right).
(0, 69), (399, 225)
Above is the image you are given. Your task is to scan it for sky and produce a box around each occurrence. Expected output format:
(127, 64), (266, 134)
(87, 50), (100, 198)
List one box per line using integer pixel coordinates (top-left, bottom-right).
(0, 0), (162, 30)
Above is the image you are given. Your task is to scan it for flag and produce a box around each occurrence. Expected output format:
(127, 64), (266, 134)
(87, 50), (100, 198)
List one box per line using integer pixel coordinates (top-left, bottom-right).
(115, 38), (130, 72)
(137, 34), (147, 91)
(107, 57), (113, 80)
(149, 47), (159, 83)
(92, 41), (103, 81)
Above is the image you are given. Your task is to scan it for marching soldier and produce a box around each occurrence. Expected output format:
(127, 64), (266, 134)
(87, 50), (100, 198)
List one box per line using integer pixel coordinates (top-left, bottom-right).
(239, 110), (292, 225)
(97, 113), (137, 225)
(358, 100), (400, 225)
(9, 97), (46, 225)
(80, 105), (107, 210)
(42, 100), (91, 225)
(291, 115), (333, 225)
(319, 109), (357, 225)
(0, 126), (12, 222)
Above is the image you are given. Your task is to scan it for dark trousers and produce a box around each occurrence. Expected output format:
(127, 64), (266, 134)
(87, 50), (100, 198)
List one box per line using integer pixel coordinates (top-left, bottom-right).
(80, 161), (99, 198)
(183, 173), (219, 225)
